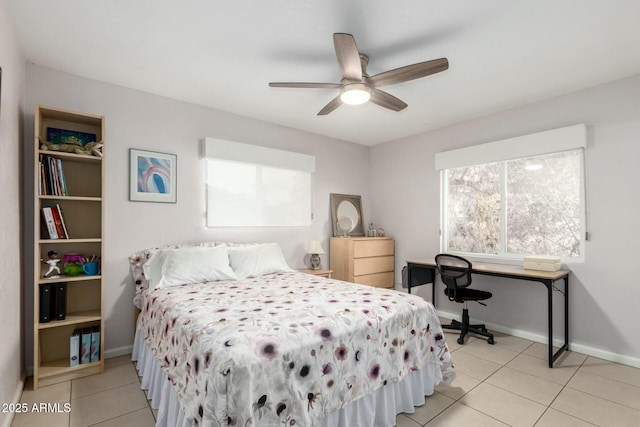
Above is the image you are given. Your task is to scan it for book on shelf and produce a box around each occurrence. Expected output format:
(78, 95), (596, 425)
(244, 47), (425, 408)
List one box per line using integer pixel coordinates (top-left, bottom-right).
(56, 204), (69, 239)
(70, 329), (80, 367)
(80, 328), (91, 364)
(41, 207), (59, 239)
(38, 154), (68, 196)
(57, 159), (68, 196)
(38, 284), (54, 323)
(54, 282), (67, 320)
(90, 327), (100, 362)
(39, 155), (51, 195)
(47, 156), (57, 195)
(50, 206), (66, 239)
(51, 157), (59, 195)
(38, 161), (44, 195)
(41, 205), (69, 239)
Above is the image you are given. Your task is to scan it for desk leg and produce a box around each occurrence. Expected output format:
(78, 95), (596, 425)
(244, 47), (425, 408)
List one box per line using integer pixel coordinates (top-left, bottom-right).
(406, 264), (438, 304)
(547, 280), (554, 368)
(432, 277), (435, 305)
(564, 276), (569, 351)
(548, 276), (570, 368)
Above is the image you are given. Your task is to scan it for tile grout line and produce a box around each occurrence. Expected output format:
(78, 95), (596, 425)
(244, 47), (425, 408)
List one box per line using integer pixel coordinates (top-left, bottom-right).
(449, 336), (569, 425)
(535, 354), (596, 426)
(424, 336), (531, 426)
(84, 407), (151, 427)
(561, 376), (640, 417)
(70, 378), (141, 402)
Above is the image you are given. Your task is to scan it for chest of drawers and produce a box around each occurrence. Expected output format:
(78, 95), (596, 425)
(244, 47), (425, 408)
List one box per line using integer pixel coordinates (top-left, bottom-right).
(329, 237), (395, 289)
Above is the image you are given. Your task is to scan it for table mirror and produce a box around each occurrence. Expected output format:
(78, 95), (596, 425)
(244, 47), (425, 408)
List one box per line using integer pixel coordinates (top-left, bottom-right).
(330, 193), (364, 237)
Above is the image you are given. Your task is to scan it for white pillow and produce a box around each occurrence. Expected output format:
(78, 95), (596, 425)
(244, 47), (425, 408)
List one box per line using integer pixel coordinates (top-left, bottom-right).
(143, 246), (237, 290)
(228, 243), (293, 279)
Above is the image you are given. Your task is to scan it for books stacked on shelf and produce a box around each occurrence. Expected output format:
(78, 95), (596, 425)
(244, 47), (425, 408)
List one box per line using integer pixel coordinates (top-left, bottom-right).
(38, 154), (68, 196)
(41, 204), (69, 239)
(70, 327), (100, 367)
(38, 283), (67, 323)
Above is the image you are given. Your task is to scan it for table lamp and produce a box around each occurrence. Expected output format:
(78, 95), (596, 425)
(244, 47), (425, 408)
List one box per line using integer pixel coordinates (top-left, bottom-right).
(307, 240), (325, 270)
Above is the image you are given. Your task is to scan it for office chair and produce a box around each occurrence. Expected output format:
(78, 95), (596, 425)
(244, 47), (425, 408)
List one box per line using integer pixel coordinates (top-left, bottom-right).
(435, 254), (495, 345)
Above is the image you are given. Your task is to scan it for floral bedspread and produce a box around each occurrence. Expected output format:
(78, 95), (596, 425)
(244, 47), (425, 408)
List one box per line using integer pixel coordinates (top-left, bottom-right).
(139, 272), (455, 426)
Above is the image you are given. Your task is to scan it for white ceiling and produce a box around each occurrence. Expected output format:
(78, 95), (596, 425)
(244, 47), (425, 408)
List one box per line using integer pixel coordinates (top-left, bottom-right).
(5, 0), (640, 146)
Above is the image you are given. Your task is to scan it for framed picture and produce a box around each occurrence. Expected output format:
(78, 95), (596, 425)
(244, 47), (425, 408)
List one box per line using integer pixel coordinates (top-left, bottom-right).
(129, 149), (177, 203)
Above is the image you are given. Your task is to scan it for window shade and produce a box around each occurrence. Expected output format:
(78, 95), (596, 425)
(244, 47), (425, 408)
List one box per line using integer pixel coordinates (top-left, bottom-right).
(203, 137), (315, 227)
(203, 137), (315, 172)
(434, 124), (586, 170)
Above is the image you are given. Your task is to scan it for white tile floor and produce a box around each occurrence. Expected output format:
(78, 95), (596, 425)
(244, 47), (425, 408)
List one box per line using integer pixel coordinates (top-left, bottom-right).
(12, 323), (640, 426)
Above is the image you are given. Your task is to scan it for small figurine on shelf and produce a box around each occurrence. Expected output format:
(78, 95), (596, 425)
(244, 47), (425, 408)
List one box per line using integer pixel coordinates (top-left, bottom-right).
(377, 227), (385, 237)
(368, 222), (377, 237)
(42, 250), (61, 279)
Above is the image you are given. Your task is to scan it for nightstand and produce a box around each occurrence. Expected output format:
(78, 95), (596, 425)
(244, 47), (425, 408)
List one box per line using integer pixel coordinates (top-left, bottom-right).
(297, 269), (333, 279)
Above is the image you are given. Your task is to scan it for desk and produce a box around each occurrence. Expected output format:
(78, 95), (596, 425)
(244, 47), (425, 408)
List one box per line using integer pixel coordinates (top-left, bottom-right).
(406, 259), (569, 368)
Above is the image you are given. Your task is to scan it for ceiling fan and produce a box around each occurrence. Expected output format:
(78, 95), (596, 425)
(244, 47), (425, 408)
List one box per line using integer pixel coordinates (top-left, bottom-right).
(269, 33), (449, 115)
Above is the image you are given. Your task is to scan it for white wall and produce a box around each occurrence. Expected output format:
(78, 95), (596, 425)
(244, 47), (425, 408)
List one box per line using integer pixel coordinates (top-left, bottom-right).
(23, 64), (371, 366)
(0, 1), (25, 425)
(370, 74), (640, 366)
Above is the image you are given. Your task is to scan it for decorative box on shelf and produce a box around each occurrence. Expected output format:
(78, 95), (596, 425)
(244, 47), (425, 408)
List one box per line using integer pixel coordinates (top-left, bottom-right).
(523, 255), (561, 272)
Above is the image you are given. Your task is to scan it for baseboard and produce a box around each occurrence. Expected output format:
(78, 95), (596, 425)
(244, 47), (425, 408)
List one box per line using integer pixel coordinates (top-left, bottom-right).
(104, 344), (133, 359)
(567, 342), (640, 368)
(26, 344), (135, 377)
(1, 372), (26, 427)
(436, 309), (640, 369)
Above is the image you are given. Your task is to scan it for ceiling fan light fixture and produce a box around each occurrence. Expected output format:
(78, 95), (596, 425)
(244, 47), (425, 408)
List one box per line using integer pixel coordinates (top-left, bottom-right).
(270, 33), (449, 115)
(340, 83), (371, 105)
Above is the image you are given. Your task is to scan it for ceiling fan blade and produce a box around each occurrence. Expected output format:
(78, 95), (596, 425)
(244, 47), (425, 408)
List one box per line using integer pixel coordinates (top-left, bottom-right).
(333, 33), (362, 81)
(370, 89), (408, 112)
(269, 82), (342, 89)
(317, 96), (343, 116)
(368, 58), (448, 87)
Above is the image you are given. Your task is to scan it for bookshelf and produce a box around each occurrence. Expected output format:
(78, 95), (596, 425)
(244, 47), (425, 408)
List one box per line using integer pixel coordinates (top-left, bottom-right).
(32, 105), (105, 389)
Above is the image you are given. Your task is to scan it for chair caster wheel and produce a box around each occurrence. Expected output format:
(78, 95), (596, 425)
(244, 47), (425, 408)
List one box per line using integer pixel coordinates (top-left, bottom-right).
(457, 337), (465, 345)
(487, 337), (495, 345)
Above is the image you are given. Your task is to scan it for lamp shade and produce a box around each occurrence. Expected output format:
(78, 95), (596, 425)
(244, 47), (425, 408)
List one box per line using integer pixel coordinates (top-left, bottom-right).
(307, 240), (325, 255)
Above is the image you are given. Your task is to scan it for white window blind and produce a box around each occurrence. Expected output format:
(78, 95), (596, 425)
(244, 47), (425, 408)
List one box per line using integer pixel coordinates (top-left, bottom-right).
(203, 138), (315, 227)
(434, 124), (586, 171)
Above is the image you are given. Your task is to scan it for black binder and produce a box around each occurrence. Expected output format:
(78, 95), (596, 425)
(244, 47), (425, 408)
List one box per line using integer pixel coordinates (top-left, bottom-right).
(39, 284), (54, 323)
(54, 282), (67, 320)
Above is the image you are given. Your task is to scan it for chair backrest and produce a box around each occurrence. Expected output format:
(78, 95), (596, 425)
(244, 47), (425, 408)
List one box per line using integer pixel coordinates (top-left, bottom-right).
(435, 254), (472, 296)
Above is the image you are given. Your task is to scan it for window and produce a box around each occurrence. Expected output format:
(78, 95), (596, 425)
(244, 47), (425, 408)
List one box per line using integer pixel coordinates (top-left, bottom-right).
(203, 138), (315, 227)
(436, 125), (586, 260)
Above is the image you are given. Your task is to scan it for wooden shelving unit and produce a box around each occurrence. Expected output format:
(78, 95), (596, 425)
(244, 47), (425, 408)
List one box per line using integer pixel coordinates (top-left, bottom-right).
(32, 105), (105, 389)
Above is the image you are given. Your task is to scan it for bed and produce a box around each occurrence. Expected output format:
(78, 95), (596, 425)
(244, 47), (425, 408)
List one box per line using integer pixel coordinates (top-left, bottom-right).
(129, 242), (455, 427)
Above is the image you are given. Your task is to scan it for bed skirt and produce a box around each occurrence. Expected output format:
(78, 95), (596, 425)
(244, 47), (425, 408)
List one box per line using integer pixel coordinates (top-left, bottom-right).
(132, 322), (441, 427)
